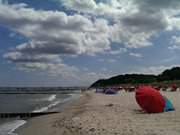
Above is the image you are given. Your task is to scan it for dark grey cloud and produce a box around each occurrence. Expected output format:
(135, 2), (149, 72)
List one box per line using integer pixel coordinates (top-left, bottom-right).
(3, 52), (61, 63)
(135, 0), (180, 10)
(0, 5), (91, 32)
(16, 41), (81, 55)
(121, 11), (168, 32)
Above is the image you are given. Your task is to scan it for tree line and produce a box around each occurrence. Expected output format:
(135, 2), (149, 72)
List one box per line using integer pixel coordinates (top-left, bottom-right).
(90, 67), (180, 87)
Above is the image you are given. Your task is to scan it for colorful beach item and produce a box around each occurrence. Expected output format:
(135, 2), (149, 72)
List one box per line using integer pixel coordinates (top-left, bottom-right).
(163, 96), (175, 112)
(105, 89), (117, 94)
(135, 86), (165, 113)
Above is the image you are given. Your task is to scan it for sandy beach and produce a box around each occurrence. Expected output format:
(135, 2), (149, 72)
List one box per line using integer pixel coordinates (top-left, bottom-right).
(16, 91), (180, 135)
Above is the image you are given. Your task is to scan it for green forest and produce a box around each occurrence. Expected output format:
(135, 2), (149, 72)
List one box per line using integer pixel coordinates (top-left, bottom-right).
(90, 67), (180, 87)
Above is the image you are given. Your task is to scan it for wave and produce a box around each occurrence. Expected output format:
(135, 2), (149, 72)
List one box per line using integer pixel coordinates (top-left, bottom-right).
(0, 120), (26, 135)
(32, 100), (60, 113)
(32, 94), (80, 113)
(47, 94), (56, 102)
(34, 94), (56, 102)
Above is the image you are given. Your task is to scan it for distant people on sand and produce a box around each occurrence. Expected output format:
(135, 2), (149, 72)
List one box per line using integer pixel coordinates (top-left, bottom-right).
(95, 83), (180, 94)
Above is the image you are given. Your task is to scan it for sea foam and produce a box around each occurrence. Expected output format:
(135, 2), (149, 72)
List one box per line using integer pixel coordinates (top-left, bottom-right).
(32, 94), (79, 113)
(0, 120), (26, 135)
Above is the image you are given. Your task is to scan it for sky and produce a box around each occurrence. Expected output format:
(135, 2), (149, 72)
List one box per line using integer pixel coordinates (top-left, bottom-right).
(1, 0), (180, 86)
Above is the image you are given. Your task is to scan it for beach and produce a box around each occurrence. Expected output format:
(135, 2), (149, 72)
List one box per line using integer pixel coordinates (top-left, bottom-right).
(16, 91), (180, 135)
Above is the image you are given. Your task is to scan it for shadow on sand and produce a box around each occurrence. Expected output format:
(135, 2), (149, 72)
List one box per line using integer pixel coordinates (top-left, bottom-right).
(133, 109), (147, 114)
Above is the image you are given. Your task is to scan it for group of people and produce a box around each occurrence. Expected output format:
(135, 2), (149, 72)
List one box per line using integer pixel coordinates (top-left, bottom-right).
(96, 84), (180, 93)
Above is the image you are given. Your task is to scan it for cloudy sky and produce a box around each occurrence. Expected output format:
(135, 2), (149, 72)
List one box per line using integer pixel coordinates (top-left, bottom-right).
(1, 0), (180, 86)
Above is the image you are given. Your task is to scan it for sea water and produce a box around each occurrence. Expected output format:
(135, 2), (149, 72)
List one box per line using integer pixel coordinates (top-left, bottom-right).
(0, 93), (80, 135)
(0, 119), (26, 135)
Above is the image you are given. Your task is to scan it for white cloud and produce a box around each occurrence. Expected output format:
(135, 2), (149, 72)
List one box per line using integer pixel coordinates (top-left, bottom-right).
(109, 23), (154, 48)
(129, 52), (143, 58)
(0, 3), (112, 80)
(2, 0), (180, 85)
(59, 0), (136, 18)
(59, 0), (177, 49)
(2, 1), (177, 60)
(168, 36), (180, 50)
(108, 48), (127, 55)
(17, 62), (79, 78)
(130, 64), (180, 75)
(3, 51), (79, 79)
(60, 0), (180, 48)
(59, 0), (160, 49)
(0, 4), (111, 56)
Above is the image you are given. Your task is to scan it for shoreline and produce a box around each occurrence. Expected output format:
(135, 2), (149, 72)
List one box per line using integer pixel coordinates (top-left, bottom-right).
(16, 91), (180, 135)
(15, 92), (92, 135)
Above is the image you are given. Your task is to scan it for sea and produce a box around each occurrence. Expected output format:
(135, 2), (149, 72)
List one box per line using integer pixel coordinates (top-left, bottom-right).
(0, 88), (81, 135)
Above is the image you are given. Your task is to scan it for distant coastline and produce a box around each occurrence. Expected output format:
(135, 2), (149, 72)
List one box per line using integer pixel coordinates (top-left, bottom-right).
(0, 87), (86, 94)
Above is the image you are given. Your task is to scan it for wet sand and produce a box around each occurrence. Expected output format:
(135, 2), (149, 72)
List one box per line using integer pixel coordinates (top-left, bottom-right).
(16, 91), (180, 135)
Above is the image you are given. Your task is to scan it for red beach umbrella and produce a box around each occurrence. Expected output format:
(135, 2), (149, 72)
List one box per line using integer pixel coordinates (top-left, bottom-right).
(135, 86), (165, 113)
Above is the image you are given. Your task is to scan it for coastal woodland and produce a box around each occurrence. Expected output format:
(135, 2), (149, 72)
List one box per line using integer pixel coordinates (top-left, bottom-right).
(91, 67), (180, 87)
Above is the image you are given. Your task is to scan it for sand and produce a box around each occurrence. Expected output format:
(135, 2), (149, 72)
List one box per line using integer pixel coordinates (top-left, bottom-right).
(16, 91), (180, 135)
